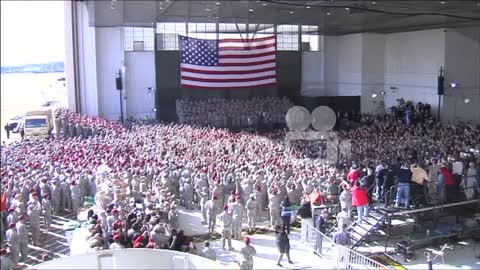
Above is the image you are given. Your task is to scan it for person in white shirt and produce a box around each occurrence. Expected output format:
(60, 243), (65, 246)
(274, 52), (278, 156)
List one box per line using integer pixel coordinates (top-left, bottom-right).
(463, 162), (477, 200)
(336, 208), (352, 229)
(452, 158), (464, 181)
(200, 241), (216, 261)
(339, 184), (352, 218)
(428, 159), (440, 199)
(229, 197), (244, 240)
(452, 158), (464, 201)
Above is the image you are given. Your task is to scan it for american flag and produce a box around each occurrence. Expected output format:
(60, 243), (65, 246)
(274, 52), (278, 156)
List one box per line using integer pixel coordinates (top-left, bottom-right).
(179, 35), (276, 89)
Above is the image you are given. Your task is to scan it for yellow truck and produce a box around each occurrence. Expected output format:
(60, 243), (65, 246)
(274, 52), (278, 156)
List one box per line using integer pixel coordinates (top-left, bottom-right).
(23, 108), (54, 140)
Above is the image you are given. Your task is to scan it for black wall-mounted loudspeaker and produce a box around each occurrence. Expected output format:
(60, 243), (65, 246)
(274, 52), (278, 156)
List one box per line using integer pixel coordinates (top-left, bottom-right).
(116, 77), (123, 91)
(437, 75), (444, 95)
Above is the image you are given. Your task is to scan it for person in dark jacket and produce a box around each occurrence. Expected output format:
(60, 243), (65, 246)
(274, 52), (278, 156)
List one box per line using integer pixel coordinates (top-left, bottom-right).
(364, 165), (375, 204)
(169, 229), (186, 251)
(395, 161), (413, 208)
(275, 226), (293, 267)
(167, 228), (177, 248)
(375, 161), (386, 201)
(19, 127), (25, 141)
(296, 199), (311, 219)
(4, 124), (10, 139)
(383, 164), (396, 206)
(315, 210), (328, 233)
(280, 197), (292, 234)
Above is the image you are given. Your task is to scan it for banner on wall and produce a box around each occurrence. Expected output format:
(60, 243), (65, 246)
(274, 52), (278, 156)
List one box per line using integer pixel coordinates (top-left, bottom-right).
(179, 35), (276, 89)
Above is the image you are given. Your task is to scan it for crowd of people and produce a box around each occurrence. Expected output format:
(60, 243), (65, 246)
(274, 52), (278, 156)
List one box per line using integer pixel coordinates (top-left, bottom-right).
(1, 98), (480, 269)
(176, 96), (293, 130)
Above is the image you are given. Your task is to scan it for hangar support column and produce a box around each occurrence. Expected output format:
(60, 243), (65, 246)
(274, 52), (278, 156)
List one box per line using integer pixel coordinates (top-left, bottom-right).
(64, 0), (80, 112)
(64, 0), (101, 116)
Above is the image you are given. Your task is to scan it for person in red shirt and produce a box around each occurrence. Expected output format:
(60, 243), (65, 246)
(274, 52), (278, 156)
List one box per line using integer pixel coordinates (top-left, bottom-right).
(347, 165), (361, 184)
(133, 231), (149, 248)
(439, 165), (456, 203)
(351, 180), (369, 223)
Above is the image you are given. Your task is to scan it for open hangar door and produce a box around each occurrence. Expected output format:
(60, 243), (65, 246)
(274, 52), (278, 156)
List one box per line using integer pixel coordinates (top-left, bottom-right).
(125, 51), (156, 120)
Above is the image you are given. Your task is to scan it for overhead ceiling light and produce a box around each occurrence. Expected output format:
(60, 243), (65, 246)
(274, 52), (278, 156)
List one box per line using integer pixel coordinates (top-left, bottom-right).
(440, 1), (446, 3)
(249, 9), (254, 12)
(306, 6), (311, 9)
(326, 12), (332, 15)
(289, 11), (294, 14)
(464, 98), (471, 104)
(371, 93), (378, 98)
(345, 7), (350, 10)
(216, 2), (221, 5)
(159, 6), (164, 10)
(206, 8), (211, 11)
(262, 3), (267, 6)
(371, 1), (376, 4)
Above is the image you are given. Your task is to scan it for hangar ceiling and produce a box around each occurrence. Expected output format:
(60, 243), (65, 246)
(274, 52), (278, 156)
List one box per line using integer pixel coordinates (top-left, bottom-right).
(88, 0), (480, 35)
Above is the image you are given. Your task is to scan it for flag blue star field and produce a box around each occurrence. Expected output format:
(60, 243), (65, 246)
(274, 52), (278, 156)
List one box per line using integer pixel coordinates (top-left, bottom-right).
(179, 35), (276, 89)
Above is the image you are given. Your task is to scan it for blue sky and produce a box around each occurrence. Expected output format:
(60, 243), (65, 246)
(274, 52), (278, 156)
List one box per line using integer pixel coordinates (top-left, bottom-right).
(1, 1), (65, 66)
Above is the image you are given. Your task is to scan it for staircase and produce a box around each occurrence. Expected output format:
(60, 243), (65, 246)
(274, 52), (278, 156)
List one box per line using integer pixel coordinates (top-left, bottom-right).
(348, 209), (386, 250)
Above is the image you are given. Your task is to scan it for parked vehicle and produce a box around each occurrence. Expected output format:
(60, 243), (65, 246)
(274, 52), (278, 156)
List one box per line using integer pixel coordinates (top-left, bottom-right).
(23, 108), (54, 140)
(6, 115), (24, 133)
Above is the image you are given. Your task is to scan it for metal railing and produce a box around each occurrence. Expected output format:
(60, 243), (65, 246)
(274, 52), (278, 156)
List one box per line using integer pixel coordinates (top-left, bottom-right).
(301, 219), (336, 259)
(301, 219), (389, 270)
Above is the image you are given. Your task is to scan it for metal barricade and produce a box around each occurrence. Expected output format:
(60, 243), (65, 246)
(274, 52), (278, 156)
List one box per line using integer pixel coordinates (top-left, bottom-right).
(300, 219), (336, 259)
(301, 220), (389, 270)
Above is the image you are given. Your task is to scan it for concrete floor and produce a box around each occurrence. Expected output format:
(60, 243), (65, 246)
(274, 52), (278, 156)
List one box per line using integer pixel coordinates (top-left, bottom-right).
(13, 206), (480, 270)
(181, 209), (332, 269)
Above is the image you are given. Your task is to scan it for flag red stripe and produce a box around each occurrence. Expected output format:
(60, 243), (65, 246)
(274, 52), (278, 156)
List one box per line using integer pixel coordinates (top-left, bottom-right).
(219, 43), (275, 51)
(181, 82), (277, 89)
(218, 36), (275, 43)
(219, 51), (276, 59)
(219, 59), (275, 67)
(180, 66), (276, 75)
(181, 75), (276, 83)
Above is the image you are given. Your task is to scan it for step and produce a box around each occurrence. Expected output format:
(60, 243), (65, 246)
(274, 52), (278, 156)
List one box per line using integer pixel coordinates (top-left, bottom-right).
(362, 218), (377, 226)
(364, 216), (382, 226)
(349, 228), (364, 237)
(351, 233), (363, 241)
(368, 212), (384, 219)
(354, 223), (373, 233)
(351, 227), (370, 238)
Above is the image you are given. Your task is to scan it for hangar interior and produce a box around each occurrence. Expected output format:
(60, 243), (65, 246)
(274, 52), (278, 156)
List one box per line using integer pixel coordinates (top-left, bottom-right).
(64, 0), (480, 122)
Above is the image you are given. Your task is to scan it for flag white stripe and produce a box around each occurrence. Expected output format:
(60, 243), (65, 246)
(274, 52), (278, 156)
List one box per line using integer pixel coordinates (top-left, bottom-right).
(181, 62), (275, 71)
(219, 39), (275, 48)
(181, 78), (276, 88)
(181, 70), (275, 80)
(219, 47), (275, 56)
(219, 54), (275, 64)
